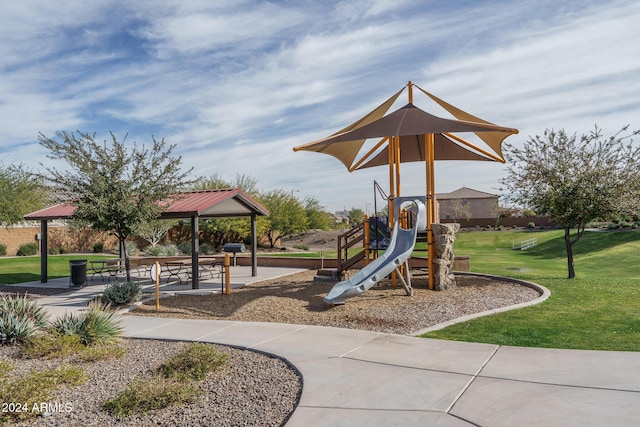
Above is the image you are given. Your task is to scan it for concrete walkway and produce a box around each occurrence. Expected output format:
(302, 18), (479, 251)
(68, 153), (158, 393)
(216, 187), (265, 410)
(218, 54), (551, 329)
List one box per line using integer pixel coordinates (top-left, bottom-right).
(17, 268), (640, 426)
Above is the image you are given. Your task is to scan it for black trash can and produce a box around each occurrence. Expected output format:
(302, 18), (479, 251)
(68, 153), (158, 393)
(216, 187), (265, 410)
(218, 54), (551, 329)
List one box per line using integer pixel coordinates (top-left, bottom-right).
(69, 259), (88, 288)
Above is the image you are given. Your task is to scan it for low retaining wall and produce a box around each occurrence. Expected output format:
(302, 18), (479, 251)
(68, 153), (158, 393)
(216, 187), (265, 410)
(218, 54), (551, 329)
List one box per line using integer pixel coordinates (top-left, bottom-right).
(225, 255), (471, 272)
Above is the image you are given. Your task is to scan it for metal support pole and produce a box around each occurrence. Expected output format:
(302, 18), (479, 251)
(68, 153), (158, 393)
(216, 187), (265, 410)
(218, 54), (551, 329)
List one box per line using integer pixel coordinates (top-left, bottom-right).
(191, 215), (199, 289)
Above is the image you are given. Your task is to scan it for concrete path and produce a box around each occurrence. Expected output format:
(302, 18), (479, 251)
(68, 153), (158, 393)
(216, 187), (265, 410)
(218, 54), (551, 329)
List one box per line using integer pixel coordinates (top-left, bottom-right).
(18, 268), (640, 426)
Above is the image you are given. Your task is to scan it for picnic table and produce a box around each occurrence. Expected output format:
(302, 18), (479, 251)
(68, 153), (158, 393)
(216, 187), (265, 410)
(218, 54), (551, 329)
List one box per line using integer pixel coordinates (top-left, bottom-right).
(162, 259), (224, 286)
(89, 258), (125, 282)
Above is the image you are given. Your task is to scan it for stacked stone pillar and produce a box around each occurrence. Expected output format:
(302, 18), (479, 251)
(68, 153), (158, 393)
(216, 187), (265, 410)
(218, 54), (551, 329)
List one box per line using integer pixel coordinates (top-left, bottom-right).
(431, 223), (460, 290)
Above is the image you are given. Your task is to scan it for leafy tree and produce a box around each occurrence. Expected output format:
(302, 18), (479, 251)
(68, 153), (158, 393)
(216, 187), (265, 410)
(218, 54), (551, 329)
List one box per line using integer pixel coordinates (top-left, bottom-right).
(0, 163), (49, 225)
(347, 208), (365, 226)
(38, 131), (193, 280)
(261, 190), (307, 248)
(304, 196), (329, 230)
(502, 126), (640, 278)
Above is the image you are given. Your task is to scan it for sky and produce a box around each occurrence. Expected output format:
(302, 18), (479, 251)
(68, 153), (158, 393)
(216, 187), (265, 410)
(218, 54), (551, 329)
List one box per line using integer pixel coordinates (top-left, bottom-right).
(1, 0), (639, 214)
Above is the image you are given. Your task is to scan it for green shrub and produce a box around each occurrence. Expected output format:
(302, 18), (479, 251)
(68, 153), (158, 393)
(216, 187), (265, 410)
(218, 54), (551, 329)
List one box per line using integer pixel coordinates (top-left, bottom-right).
(526, 222), (536, 229)
(102, 374), (202, 417)
(145, 245), (164, 256)
(177, 241), (192, 255)
(102, 281), (142, 305)
(93, 242), (104, 253)
(0, 244), (6, 256)
(48, 247), (60, 255)
(0, 358), (13, 377)
(0, 365), (87, 424)
(59, 246), (69, 254)
(159, 343), (229, 381)
(76, 344), (126, 362)
(199, 242), (212, 255)
(162, 244), (179, 256)
(51, 302), (122, 346)
(126, 241), (138, 256)
(17, 242), (38, 256)
(22, 331), (84, 359)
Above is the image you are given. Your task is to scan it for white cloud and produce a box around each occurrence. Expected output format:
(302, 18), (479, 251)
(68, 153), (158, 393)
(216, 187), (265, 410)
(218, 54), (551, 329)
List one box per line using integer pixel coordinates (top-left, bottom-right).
(0, 0), (639, 212)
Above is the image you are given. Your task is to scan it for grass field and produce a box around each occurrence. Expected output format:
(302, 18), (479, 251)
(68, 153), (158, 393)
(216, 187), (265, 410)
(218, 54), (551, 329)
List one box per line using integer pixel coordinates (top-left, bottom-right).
(420, 229), (640, 351)
(0, 254), (112, 284)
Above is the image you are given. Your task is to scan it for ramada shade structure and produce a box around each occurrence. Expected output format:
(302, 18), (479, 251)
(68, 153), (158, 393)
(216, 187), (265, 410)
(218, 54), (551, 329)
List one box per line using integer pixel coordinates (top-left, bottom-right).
(293, 81), (518, 289)
(24, 189), (269, 289)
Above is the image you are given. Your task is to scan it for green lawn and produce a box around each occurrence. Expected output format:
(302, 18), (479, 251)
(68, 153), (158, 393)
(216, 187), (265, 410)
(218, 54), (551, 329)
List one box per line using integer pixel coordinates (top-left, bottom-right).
(420, 229), (640, 351)
(0, 254), (113, 284)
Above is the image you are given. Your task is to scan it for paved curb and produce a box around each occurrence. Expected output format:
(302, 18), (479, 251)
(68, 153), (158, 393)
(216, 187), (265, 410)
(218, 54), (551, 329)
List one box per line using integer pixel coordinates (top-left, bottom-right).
(412, 272), (550, 335)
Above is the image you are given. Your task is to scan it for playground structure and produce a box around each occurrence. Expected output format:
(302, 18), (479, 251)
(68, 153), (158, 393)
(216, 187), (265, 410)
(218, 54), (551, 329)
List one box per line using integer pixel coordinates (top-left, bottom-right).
(325, 197), (426, 305)
(294, 81), (518, 302)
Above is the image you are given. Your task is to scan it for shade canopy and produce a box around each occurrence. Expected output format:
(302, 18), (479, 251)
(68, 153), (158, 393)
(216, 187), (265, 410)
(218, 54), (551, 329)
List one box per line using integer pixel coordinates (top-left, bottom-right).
(293, 87), (519, 170)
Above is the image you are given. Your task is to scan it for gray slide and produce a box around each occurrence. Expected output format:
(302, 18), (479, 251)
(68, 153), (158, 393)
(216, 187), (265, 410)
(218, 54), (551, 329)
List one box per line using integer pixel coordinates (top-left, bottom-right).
(324, 199), (426, 305)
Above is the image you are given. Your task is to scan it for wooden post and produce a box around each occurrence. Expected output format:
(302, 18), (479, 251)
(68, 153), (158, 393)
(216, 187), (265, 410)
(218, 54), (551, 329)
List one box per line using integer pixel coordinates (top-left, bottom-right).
(224, 253), (231, 295)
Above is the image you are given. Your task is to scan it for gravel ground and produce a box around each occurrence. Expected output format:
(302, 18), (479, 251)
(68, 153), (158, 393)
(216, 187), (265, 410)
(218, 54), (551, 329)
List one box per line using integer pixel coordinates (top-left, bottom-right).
(129, 270), (541, 335)
(0, 285), (71, 298)
(2, 270), (539, 426)
(1, 339), (301, 427)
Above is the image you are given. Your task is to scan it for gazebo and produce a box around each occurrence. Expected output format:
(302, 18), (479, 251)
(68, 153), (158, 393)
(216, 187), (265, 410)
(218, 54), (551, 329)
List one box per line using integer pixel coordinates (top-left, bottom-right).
(23, 189), (269, 289)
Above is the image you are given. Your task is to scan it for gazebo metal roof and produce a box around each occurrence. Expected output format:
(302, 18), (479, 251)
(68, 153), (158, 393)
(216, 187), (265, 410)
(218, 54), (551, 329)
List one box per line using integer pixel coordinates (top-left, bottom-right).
(24, 189), (269, 221)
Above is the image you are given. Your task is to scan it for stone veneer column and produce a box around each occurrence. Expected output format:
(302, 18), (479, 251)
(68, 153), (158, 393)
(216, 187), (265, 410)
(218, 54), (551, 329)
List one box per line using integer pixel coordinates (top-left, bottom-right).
(431, 223), (460, 291)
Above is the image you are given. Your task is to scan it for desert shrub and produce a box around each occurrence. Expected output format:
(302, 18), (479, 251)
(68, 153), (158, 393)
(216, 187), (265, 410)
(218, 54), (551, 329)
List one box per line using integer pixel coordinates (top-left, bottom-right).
(51, 302), (122, 346)
(526, 222), (536, 229)
(145, 245), (164, 256)
(177, 241), (192, 255)
(484, 224), (492, 230)
(0, 358), (12, 377)
(102, 374), (202, 416)
(0, 365), (87, 424)
(76, 344), (126, 362)
(17, 242), (38, 256)
(102, 281), (142, 306)
(48, 247), (60, 255)
(93, 242), (104, 253)
(0, 244), (6, 256)
(162, 244), (179, 256)
(159, 343), (229, 381)
(22, 331), (84, 359)
(199, 242), (212, 255)
(59, 246), (69, 254)
(126, 241), (138, 255)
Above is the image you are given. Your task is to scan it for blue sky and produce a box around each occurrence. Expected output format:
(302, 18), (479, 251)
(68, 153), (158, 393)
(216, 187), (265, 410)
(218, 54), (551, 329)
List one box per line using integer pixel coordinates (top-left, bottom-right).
(1, 0), (639, 213)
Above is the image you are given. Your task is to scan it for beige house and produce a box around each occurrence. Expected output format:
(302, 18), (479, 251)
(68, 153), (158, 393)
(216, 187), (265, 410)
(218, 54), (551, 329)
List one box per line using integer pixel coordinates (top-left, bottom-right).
(436, 187), (499, 220)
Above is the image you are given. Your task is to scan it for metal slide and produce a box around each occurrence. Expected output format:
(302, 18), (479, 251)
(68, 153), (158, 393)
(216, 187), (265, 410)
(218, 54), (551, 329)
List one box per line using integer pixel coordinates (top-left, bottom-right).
(324, 199), (426, 305)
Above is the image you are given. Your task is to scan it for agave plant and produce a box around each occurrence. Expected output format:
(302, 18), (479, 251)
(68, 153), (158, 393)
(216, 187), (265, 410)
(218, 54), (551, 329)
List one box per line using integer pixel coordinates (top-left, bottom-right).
(0, 312), (38, 345)
(0, 294), (48, 328)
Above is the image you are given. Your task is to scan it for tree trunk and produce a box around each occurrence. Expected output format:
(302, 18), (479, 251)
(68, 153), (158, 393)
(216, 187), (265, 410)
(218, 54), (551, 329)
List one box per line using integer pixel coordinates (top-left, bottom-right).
(120, 236), (131, 282)
(564, 226), (575, 279)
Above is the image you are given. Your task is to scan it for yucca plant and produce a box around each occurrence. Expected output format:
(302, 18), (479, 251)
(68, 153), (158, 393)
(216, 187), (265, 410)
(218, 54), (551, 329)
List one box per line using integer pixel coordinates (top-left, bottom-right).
(102, 281), (142, 305)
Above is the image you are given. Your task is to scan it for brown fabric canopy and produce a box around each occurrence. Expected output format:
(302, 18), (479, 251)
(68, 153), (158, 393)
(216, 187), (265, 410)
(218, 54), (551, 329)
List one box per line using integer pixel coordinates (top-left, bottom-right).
(356, 133), (493, 169)
(293, 103), (518, 169)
